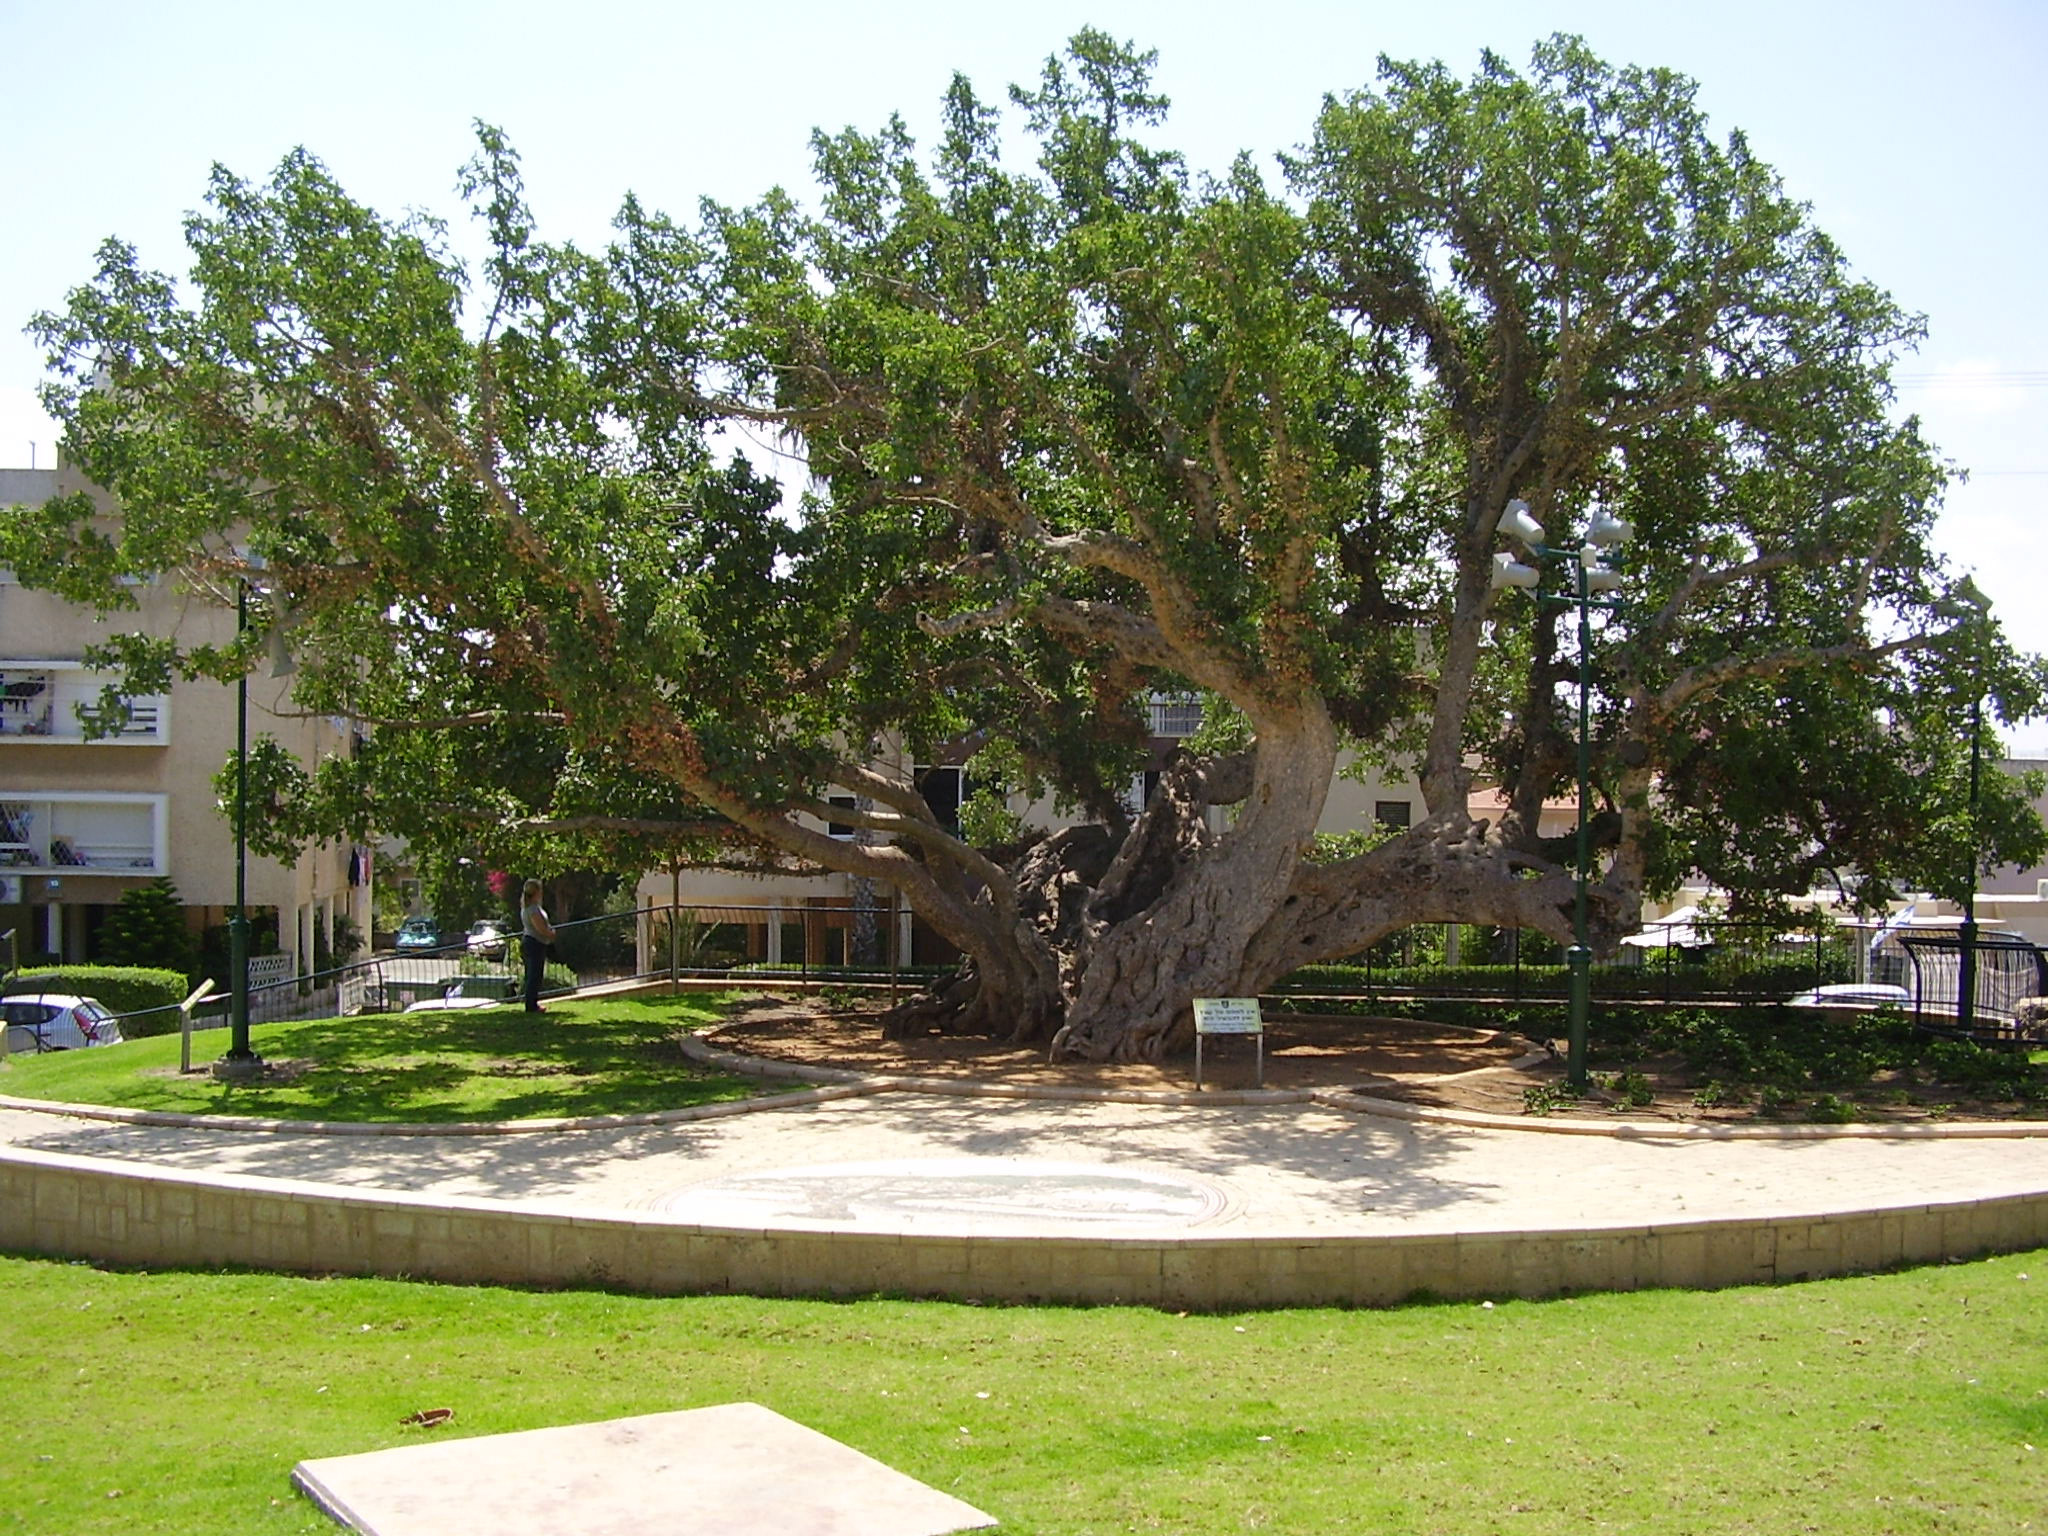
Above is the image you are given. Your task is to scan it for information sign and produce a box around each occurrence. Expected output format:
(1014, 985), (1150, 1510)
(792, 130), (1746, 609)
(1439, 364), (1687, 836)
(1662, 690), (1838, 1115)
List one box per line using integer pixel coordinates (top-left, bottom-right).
(1192, 997), (1264, 1089)
(1193, 997), (1263, 1034)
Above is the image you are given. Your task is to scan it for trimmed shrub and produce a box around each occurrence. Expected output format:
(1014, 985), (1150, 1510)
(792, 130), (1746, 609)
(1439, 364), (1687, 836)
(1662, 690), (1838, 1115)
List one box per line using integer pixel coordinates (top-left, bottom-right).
(2, 965), (190, 1036)
(94, 877), (199, 981)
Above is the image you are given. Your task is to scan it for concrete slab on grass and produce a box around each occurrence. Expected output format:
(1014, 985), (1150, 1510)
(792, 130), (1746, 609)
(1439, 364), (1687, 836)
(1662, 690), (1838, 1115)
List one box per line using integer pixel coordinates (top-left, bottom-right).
(292, 1402), (998, 1536)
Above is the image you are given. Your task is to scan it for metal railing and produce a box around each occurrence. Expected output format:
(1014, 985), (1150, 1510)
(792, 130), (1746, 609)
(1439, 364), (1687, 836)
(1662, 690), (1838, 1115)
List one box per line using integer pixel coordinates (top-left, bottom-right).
(1272, 918), (1852, 1006)
(77, 908), (2025, 1043)
(1897, 933), (2048, 1041)
(162, 901), (928, 1026)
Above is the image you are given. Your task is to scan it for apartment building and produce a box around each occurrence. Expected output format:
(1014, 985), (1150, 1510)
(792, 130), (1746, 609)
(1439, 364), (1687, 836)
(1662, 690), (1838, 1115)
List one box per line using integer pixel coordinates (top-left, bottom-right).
(0, 464), (365, 977)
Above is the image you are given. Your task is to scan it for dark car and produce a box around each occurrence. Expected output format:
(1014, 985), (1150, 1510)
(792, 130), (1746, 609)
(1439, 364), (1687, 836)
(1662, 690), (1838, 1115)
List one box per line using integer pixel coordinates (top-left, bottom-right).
(394, 916), (443, 953)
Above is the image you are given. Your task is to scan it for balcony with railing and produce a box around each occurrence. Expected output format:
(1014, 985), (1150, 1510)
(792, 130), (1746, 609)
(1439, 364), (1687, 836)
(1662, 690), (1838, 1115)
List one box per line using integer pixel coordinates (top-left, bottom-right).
(0, 664), (167, 744)
(0, 794), (167, 874)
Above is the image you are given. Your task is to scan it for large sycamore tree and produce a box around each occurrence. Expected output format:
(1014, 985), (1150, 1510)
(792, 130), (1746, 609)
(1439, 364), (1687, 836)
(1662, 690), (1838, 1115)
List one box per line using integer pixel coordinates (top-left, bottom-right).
(8, 34), (2043, 1059)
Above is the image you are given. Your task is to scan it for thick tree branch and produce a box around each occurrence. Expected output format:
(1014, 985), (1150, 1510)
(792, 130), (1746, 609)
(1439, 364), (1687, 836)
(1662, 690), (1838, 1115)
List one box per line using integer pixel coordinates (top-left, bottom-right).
(1655, 631), (1932, 717)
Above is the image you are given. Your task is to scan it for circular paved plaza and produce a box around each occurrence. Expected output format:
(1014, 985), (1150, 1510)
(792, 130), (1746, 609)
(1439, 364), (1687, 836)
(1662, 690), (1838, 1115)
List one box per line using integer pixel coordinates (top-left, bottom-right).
(6, 1050), (2048, 1307)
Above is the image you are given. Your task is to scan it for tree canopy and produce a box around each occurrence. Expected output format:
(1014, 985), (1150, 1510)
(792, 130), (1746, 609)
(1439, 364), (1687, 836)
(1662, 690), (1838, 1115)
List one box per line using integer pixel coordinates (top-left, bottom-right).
(7, 32), (2042, 1059)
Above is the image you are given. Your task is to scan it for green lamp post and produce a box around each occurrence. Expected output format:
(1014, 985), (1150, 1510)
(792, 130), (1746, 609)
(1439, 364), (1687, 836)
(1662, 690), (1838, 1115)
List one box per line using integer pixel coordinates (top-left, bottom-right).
(1492, 499), (1633, 1092)
(1938, 577), (1993, 1034)
(213, 574), (266, 1081)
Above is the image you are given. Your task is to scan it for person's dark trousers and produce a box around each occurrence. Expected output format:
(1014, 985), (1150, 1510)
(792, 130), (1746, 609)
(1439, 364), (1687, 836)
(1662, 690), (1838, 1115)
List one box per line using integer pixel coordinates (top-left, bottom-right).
(521, 935), (547, 1012)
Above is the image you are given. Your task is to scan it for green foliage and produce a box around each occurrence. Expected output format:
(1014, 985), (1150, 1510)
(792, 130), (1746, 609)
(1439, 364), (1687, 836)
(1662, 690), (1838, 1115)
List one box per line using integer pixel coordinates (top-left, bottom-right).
(7, 31), (2044, 1051)
(1805, 1093), (1860, 1124)
(371, 879), (406, 934)
(417, 849), (496, 935)
(458, 952), (576, 993)
(1598, 1002), (2048, 1107)
(195, 912), (279, 1001)
(1275, 949), (1850, 999)
(331, 913), (365, 965)
(1, 964), (188, 1032)
(1521, 1081), (1582, 1116)
(1603, 1070), (1656, 1107)
(551, 892), (637, 974)
(956, 785), (1025, 849)
(92, 877), (198, 981)
(648, 911), (747, 970)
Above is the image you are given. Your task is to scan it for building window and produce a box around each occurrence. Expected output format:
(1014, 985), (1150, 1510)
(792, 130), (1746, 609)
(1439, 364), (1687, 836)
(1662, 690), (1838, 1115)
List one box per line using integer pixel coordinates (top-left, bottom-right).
(1147, 694), (1204, 738)
(914, 766), (975, 832)
(826, 795), (858, 839)
(1374, 800), (1412, 831)
(0, 793), (168, 873)
(0, 662), (168, 744)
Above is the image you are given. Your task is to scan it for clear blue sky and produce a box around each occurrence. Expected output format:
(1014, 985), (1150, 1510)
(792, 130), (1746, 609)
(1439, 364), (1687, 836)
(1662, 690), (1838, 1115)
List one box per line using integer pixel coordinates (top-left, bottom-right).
(4, 0), (2043, 741)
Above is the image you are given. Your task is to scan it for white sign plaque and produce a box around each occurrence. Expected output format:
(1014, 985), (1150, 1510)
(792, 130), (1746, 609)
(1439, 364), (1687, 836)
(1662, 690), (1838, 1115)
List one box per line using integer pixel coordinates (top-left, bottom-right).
(1193, 997), (1263, 1035)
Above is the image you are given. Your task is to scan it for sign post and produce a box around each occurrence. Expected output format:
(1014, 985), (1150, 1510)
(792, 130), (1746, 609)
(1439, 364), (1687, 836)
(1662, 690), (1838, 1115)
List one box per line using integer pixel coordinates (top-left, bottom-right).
(1193, 997), (1264, 1090)
(178, 980), (223, 1075)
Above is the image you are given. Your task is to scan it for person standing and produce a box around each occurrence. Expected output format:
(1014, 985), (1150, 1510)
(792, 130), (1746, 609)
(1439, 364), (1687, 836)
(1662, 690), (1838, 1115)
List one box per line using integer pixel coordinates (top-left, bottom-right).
(518, 878), (556, 1013)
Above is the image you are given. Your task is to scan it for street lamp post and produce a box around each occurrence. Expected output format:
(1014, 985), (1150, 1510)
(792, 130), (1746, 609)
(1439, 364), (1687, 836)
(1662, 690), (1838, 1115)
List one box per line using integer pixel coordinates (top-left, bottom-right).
(1493, 500), (1632, 1092)
(1960, 679), (1982, 1033)
(214, 577), (264, 1080)
(1944, 578), (1993, 1034)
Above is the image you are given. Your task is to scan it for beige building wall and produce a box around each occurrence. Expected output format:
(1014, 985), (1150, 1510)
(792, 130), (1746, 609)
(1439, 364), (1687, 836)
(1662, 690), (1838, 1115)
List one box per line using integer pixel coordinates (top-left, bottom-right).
(0, 464), (365, 974)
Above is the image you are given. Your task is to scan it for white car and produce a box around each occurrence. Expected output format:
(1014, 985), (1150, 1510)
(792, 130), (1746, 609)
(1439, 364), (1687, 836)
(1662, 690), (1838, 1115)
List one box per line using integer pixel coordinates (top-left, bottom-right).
(465, 920), (510, 959)
(1786, 983), (1910, 1011)
(3, 994), (125, 1053)
(404, 974), (521, 1012)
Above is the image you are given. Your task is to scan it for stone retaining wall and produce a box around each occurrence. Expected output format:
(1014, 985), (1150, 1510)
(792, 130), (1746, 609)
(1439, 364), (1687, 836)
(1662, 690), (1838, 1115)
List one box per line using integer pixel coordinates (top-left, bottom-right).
(7, 1144), (2047, 1307)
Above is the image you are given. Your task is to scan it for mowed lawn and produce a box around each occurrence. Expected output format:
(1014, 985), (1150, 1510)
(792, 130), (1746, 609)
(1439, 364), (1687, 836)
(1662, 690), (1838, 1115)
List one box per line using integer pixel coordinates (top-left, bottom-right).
(0, 994), (760, 1123)
(1, 1251), (2045, 1533)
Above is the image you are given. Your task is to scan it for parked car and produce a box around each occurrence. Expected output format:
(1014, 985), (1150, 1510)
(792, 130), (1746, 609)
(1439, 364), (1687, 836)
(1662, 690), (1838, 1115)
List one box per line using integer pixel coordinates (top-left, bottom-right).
(394, 916), (443, 953)
(466, 919), (509, 960)
(3, 994), (124, 1053)
(405, 974), (520, 1012)
(1786, 983), (1910, 1011)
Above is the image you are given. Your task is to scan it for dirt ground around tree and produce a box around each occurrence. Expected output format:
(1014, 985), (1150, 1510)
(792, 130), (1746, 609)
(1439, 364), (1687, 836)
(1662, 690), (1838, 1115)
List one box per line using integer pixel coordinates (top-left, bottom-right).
(708, 997), (2048, 1126)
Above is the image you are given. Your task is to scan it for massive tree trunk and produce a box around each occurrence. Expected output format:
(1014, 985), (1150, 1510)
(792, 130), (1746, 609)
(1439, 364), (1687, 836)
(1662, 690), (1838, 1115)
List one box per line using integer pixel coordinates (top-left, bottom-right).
(1049, 703), (1338, 1061)
(878, 716), (1656, 1063)
(878, 705), (1349, 1063)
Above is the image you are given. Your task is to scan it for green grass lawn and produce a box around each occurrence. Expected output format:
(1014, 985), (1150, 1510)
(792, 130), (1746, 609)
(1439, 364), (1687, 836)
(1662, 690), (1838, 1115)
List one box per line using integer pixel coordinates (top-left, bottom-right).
(0, 994), (762, 1123)
(1, 1250), (2044, 1533)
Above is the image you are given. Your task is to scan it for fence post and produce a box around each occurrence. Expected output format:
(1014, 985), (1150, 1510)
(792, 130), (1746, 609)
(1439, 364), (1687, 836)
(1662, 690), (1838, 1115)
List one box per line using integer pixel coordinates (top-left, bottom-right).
(1512, 928), (1522, 1001)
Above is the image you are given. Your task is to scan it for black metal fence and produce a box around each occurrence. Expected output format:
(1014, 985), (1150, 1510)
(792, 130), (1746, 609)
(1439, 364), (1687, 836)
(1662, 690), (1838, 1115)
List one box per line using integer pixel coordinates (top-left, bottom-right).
(195, 902), (932, 1026)
(1897, 933), (2048, 1040)
(82, 907), (2048, 1041)
(220, 911), (1868, 1013)
(1273, 918), (1853, 1006)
